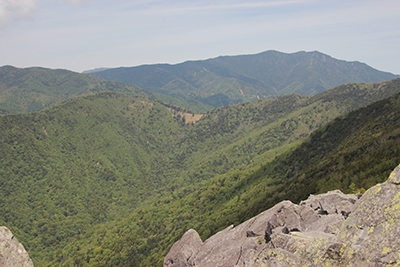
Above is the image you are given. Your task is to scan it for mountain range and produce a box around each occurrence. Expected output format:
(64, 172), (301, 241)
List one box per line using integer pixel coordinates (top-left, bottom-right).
(1, 75), (400, 265)
(1, 51), (400, 266)
(91, 50), (399, 107)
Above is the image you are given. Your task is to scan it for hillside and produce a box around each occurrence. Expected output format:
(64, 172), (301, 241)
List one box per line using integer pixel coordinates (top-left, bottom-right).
(117, 80), (400, 266)
(92, 50), (399, 107)
(47, 79), (400, 266)
(0, 65), (212, 114)
(221, 81), (400, 224)
(1, 79), (400, 266)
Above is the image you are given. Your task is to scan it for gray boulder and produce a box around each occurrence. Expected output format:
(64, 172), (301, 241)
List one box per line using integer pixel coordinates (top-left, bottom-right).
(164, 229), (202, 267)
(164, 164), (400, 267)
(331, 164), (400, 266)
(164, 190), (355, 266)
(0, 226), (34, 267)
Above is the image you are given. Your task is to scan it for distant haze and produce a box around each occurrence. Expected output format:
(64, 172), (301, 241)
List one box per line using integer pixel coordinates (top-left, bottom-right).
(0, 0), (399, 74)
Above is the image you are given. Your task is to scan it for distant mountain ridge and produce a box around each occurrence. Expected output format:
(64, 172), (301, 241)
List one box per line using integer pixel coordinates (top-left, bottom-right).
(82, 67), (110, 74)
(0, 65), (212, 114)
(91, 50), (399, 107)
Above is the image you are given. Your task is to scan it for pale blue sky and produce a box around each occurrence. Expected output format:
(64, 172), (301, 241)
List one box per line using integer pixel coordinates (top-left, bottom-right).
(1, 0), (399, 74)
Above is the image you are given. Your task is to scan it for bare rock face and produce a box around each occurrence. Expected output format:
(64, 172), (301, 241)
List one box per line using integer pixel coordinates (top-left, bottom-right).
(0, 226), (34, 267)
(331, 164), (400, 266)
(164, 164), (400, 267)
(164, 229), (202, 267)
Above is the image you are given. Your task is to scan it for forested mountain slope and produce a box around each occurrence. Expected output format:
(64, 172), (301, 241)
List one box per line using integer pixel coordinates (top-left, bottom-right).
(165, 79), (400, 185)
(50, 78), (400, 266)
(228, 84), (400, 223)
(1, 79), (400, 266)
(93, 50), (399, 107)
(0, 65), (212, 114)
(0, 92), (195, 263)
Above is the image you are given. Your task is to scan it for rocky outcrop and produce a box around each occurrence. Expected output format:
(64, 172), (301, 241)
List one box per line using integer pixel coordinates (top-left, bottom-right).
(164, 164), (400, 266)
(0, 226), (34, 267)
(164, 229), (202, 267)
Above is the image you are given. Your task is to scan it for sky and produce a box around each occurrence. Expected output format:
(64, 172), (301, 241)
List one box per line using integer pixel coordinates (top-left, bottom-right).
(1, 0), (399, 74)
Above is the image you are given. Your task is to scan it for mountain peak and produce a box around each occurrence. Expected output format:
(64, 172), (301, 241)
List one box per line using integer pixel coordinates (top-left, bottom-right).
(92, 50), (399, 107)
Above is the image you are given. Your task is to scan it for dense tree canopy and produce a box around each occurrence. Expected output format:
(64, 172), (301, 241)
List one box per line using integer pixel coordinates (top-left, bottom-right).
(1, 79), (400, 266)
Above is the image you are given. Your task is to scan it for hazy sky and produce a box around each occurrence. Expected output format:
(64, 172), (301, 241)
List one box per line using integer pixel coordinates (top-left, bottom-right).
(1, 0), (399, 74)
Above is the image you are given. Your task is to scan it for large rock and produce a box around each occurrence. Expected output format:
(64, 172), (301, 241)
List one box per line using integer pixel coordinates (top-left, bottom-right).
(331, 164), (400, 266)
(0, 226), (34, 267)
(164, 229), (202, 267)
(164, 164), (400, 267)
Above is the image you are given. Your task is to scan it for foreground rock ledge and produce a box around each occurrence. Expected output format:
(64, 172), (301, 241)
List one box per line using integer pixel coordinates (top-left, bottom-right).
(164, 164), (400, 267)
(0, 226), (34, 267)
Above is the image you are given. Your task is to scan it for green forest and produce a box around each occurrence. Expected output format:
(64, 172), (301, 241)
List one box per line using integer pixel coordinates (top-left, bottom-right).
(1, 78), (400, 266)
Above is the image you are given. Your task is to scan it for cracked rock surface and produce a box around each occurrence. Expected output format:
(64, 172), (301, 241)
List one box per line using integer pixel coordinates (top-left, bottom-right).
(0, 226), (34, 267)
(164, 164), (400, 266)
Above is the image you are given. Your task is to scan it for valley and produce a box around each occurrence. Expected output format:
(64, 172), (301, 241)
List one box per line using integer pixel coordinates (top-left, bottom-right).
(0, 51), (400, 266)
(1, 54), (400, 266)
